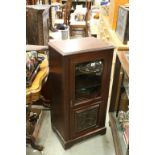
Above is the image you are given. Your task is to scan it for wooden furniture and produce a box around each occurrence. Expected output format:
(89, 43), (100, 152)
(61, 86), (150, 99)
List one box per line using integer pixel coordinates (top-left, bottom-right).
(26, 45), (49, 151)
(51, 0), (72, 30)
(47, 37), (114, 149)
(108, 0), (129, 30)
(62, 0), (93, 10)
(69, 0), (91, 37)
(109, 50), (129, 155)
(41, 0), (54, 31)
(63, 0), (73, 25)
(26, 0), (38, 5)
(26, 5), (51, 45)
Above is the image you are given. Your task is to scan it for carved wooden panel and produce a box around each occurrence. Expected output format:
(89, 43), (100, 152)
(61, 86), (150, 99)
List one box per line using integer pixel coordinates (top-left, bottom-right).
(75, 105), (99, 132)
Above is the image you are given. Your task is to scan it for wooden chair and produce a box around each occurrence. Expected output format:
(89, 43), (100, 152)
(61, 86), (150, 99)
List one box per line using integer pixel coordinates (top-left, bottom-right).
(63, 0), (73, 25)
(69, 0), (91, 37)
(26, 45), (50, 151)
(53, 0), (73, 27)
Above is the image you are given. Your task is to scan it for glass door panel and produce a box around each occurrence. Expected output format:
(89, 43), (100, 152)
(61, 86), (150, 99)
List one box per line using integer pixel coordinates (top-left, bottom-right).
(75, 59), (103, 102)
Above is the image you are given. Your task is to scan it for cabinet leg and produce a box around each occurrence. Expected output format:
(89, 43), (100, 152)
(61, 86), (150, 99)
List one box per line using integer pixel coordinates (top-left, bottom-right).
(40, 95), (51, 109)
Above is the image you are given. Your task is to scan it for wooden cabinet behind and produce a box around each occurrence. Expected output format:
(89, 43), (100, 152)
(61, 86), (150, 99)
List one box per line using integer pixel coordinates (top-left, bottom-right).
(48, 37), (114, 149)
(26, 5), (50, 45)
(109, 50), (129, 155)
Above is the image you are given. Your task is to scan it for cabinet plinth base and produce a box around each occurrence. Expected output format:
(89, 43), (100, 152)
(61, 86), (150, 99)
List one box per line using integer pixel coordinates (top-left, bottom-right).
(52, 125), (107, 149)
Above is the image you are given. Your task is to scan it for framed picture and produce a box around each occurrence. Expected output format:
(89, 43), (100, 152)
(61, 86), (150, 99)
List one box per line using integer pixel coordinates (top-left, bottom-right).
(116, 5), (129, 44)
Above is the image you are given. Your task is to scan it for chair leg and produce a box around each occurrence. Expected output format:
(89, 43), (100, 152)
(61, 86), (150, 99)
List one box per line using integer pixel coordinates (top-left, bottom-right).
(70, 26), (72, 37)
(85, 27), (88, 37)
(26, 107), (44, 151)
(27, 136), (44, 151)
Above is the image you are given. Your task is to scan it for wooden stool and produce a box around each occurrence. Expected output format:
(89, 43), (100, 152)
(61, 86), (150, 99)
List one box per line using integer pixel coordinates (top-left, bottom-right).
(26, 45), (49, 151)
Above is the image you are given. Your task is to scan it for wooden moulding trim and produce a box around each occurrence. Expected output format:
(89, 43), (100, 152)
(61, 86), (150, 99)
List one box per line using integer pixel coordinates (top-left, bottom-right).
(52, 124), (106, 149)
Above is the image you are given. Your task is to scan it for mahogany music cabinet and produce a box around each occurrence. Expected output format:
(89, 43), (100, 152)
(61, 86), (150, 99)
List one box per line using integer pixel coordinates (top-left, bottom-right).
(48, 37), (114, 149)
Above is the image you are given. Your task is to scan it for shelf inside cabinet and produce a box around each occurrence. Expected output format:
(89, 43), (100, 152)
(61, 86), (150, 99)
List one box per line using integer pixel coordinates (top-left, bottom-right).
(75, 74), (101, 100)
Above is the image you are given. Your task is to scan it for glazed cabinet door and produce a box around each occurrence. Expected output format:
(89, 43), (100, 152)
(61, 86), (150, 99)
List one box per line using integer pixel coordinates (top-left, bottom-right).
(69, 52), (112, 107)
(70, 57), (104, 106)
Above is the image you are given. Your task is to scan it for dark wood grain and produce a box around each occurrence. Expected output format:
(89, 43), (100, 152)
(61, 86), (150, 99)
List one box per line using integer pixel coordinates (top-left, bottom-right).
(26, 5), (50, 45)
(48, 37), (114, 149)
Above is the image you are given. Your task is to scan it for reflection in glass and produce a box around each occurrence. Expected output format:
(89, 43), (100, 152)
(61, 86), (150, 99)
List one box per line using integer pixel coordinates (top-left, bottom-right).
(75, 60), (103, 101)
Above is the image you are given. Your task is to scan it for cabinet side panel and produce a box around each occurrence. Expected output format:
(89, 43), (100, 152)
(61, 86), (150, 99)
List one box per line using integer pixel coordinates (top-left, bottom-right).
(37, 12), (44, 45)
(62, 56), (70, 140)
(100, 50), (114, 126)
(49, 47), (66, 139)
(27, 9), (39, 44)
(42, 10), (49, 45)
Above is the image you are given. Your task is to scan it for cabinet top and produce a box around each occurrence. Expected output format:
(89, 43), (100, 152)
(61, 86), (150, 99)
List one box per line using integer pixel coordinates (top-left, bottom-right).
(48, 37), (114, 56)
